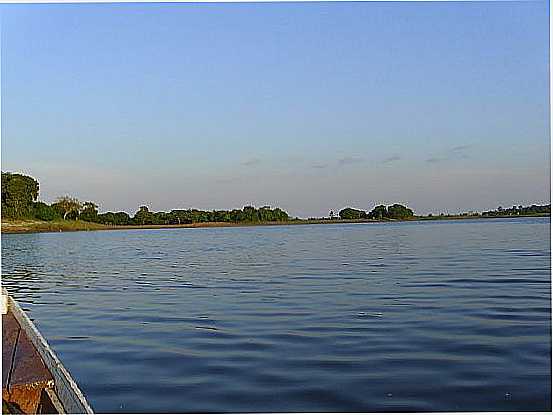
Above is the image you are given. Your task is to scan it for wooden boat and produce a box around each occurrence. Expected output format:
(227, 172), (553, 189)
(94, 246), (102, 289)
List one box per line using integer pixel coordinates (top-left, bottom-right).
(2, 288), (93, 414)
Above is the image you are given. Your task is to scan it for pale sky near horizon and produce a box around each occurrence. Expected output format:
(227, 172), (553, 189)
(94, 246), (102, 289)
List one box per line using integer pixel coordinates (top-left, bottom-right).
(1, 1), (550, 218)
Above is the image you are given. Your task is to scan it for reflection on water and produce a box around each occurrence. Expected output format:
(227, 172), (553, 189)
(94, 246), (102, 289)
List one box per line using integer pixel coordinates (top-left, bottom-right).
(2, 217), (551, 412)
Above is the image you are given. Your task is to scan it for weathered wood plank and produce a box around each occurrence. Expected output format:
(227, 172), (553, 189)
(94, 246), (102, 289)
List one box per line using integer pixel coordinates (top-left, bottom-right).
(6, 384), (43, 414)
(10, 326), (53, 388)
(4, 324), (55, 414)
(2, 312), (20, 387)
(2, 394), (25, 414)
(38, 387), (66, 414)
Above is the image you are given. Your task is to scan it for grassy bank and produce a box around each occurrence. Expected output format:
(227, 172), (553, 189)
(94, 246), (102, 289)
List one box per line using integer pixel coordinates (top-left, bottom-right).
(1, 219), (113, 234)
(1, 219), (305, 234)
(1, 218), (374, 234)
(1, 214), (549, 234)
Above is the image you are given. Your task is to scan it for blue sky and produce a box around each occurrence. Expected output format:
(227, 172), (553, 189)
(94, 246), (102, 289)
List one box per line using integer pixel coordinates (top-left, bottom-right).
(1, 1), (550, 217)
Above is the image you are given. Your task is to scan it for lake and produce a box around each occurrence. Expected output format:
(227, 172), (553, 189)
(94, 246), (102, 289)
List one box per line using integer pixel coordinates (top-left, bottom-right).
(1, 217), (551, 412)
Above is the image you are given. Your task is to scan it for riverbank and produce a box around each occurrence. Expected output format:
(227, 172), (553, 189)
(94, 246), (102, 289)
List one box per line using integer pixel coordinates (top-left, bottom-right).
(2, 218), (373, 234)
(1, 219), (320, 234)
(1, 214), (549, 234)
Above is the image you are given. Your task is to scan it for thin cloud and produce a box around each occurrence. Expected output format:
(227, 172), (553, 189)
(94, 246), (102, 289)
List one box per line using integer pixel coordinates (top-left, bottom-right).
(241, 158), (261, 167)
(451, 145), (471, 152)
(338, 156), (364, 166)
(383, 155), (401, 164)
(449, 145), (471, 160)
(311, 163), (328, 169)
(426, 145), (472, 164)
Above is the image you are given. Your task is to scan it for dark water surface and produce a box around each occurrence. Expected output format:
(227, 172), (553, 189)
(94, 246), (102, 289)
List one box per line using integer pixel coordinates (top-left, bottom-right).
(2, 218), (551, 412)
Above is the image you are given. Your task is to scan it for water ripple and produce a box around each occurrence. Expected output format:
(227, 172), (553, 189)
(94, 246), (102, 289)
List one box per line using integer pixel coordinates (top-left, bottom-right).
(1, 217), (551, 412)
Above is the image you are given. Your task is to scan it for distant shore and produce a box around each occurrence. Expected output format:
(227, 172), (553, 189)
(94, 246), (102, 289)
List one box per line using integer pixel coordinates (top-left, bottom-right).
(1, 214), (549, 234)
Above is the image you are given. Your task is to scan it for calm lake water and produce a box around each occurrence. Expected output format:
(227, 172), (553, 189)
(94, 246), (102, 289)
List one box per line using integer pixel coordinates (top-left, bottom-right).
(1, 217), (551, 412)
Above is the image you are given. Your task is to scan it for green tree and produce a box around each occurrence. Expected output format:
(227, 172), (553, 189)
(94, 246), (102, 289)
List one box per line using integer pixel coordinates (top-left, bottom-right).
(1, 172), (39, 219)
(96, 212), (116, 225)
(133, 206), (155, 225)
(113, 212), (132, 225)
(170, 210), (193, 224)
(339, 207), (366, 220)
(368, 205), (388, 220)
(230, 209), (244, 222)
(96, 211), (131, 225)
(387, 204), (414, 219)
(53, 196), (82, 220)
(272, 207), (289, 221)
(242, 206), (259, 222)
(80, 201), (99, 222)
(32, 202), (61, 221)
(154, 211), (171, 225)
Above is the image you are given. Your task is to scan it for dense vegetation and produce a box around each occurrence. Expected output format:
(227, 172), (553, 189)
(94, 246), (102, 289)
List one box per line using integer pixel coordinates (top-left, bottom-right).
(94, 205), (290, 226)
(481, 204), (550, 217)
(1, 172), (289, 225)
(339, 204), (414, 220)
(1, 173), (39, 219)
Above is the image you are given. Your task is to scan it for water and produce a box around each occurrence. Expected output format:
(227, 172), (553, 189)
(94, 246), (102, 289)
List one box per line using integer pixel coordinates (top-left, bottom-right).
(1, 217), (551, 412)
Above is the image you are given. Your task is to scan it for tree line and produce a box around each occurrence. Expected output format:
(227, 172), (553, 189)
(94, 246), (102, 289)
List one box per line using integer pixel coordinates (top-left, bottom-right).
(2, 172), (550, 225)
(338, 204), (415, 220)
(481, 204), (550, 217)
(1, 172), (289, 224)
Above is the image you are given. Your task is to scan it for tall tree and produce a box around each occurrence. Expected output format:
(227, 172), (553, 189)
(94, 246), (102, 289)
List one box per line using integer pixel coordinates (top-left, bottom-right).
(339, 207), (366, 220)
(80, 201), (99, 222)
(368, 205), (388, 220)
(53, 196), (82, 220)
(1, 172), (39, 219)
(387, 204), (414, 219)
(242, 206), (259, 222)
(133, 206), (155, 225)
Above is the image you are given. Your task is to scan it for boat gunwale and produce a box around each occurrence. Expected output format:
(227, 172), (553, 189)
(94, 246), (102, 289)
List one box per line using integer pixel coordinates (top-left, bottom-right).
(3, 288), (94, 414)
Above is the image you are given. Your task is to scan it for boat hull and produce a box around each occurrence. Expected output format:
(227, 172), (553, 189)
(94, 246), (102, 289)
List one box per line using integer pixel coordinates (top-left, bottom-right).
(2, 289), (93, 414)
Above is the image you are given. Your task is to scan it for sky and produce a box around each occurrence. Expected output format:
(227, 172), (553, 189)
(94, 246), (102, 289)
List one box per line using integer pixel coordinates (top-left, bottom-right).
(1, 1), (550, 218)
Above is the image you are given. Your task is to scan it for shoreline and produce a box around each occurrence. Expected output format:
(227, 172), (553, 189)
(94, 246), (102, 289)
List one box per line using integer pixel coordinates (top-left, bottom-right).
(1, 214), (549, 235)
